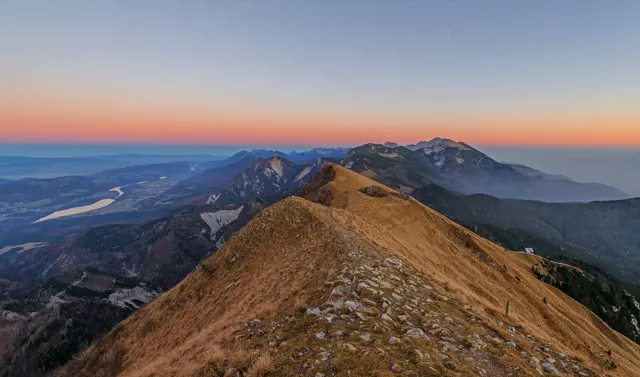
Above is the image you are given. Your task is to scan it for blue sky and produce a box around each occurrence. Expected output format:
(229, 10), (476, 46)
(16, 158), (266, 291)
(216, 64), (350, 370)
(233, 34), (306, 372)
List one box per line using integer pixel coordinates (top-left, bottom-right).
(1, 0), (639, 146)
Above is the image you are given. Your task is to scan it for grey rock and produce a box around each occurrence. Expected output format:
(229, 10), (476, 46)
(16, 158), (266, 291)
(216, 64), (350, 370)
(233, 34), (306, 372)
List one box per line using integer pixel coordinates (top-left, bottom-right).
(392, 292), (404, 301)
(541, 362), (560, 375)
(406, 328), (428, 339)
(342, 343), (358, 352)
(381, 313), (395, 323)
(306, 307), (322, 316)
(345, 300), (360, 312)
(384, 258), (403, 267)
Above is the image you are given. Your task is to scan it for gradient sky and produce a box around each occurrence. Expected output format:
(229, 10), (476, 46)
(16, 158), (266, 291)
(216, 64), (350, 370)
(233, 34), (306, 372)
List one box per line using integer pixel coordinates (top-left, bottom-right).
(1, 0), (639, 147)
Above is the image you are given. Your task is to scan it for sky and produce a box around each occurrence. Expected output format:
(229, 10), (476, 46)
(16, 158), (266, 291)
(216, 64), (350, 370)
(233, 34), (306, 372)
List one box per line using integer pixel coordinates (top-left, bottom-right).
(1, 0), (639, 147)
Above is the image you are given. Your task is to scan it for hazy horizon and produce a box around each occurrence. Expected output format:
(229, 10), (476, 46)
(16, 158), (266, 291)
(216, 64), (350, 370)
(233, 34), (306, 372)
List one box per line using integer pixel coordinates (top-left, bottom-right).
(2, 1), (639, 194)
(2, 142), (639, 196)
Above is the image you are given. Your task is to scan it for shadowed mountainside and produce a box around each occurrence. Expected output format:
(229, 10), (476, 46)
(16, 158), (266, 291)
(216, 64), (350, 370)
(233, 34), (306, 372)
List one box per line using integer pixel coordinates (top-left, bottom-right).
(59, 164), (640, 377)
(411, 184), (640, 286)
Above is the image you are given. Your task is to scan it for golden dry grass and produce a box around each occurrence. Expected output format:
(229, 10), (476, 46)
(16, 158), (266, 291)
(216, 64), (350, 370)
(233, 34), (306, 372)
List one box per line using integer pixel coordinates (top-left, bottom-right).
(246, 354), (274, 377)
(58, 163), (640, 377)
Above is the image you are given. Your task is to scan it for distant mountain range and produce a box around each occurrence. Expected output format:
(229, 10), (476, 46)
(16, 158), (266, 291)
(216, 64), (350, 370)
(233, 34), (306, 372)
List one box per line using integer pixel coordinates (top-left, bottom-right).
(343, 138), (629, 202)
(0, 139), (633, 251)
(0, 154), (225, 180)
(2, 148), (640, 376)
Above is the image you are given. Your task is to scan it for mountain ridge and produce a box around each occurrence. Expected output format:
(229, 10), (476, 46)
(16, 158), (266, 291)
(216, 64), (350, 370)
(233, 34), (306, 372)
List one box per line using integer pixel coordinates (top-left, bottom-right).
(343, 139), (628, 202)
(58, 164), (640, 377)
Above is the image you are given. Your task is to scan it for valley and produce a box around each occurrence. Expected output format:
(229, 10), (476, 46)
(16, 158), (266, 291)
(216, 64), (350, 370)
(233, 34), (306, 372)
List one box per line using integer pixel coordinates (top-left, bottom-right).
(55, 164), (640, 377)
(1, 141), (640, 377)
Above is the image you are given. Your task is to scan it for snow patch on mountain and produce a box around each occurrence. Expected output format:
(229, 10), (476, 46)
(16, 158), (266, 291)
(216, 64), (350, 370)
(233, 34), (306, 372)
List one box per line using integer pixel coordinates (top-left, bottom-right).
(418, 143), (446, 156)
(121, 263), (141, 278)
(206, 193), (221, 205)
(295, 166), (313, 182)
(269, 158), (284, 176)
(214, 235), (227, 249)
(378, 152), (399, 159)
(108, 286), (161, 309)
(200, 206), (244, 236)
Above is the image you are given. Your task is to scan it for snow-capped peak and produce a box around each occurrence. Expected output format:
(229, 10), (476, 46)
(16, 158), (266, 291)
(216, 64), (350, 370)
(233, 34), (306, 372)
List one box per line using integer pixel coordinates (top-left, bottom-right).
(407, 138), (470, 152)
(404, 138), (472, 169)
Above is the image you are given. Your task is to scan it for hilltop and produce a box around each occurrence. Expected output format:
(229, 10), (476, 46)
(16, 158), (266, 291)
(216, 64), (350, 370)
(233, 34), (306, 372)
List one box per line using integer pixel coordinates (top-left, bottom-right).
(59, 164), (640, 377)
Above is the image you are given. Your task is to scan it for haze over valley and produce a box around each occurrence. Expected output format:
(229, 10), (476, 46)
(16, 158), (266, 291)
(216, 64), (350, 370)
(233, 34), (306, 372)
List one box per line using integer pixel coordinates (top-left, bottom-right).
(2, 139), (640, 376)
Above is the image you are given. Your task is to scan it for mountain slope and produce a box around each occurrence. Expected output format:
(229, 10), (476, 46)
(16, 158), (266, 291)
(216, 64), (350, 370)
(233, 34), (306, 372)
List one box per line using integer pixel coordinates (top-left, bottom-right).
(204, 157), (332, 206)
(210, 157), (300, 204)
(0, 201), (265, 377)
(60, 164), (640, 377)
(531, 258), (640, 344)
(0, 192), (271, 377)
(0, 201), (263, 290)
(344, 139), (628, 202)
(411, 184), (640, 285)
(341, 143), (441, 192)
(166, 156), (259, 201)
(0, 271), (143, 377)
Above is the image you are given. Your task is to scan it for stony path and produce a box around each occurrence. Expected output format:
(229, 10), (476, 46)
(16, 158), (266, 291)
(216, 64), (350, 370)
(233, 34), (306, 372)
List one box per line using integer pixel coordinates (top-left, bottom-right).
(234, 243), (598, 376)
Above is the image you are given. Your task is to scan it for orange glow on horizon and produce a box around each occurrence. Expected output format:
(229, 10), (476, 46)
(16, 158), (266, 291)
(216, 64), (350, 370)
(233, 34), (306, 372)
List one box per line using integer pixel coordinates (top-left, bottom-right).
(2, 95), (639, 148)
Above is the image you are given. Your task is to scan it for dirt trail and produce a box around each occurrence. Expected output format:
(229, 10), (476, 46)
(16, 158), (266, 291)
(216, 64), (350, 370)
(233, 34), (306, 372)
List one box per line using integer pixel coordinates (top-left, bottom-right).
(58, 164), (640, 377)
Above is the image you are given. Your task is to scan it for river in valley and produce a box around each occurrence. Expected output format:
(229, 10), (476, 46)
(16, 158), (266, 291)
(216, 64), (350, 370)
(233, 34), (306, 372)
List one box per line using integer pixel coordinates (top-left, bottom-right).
(35, 186), (125, 223)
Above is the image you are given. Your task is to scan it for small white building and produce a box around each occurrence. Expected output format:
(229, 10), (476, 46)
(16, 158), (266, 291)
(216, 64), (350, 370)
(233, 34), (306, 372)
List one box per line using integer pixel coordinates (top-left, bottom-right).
(524, 248), (535, 254)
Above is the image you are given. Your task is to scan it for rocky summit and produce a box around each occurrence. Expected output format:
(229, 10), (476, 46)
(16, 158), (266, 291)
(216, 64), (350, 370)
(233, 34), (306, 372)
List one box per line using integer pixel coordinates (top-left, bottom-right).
(59, 164), (640, 377)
